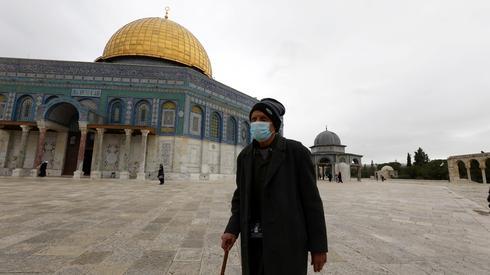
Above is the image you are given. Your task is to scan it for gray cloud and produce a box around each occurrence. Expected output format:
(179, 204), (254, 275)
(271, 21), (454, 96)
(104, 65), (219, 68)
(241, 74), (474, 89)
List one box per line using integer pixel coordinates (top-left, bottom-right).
(1, 0), (489, 163)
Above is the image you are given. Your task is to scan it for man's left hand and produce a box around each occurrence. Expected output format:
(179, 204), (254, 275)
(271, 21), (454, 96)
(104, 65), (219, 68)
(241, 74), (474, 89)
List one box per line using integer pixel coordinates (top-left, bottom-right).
(311, 252), (327, 272)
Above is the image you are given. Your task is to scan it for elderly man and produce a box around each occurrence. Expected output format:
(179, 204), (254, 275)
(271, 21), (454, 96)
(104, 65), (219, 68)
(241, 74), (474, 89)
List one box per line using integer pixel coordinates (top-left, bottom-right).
(221, 98), (328, 275)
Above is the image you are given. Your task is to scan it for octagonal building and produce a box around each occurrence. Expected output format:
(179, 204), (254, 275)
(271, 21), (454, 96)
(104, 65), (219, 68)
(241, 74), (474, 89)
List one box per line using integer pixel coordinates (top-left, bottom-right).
(0, 15), (257, 180)
(311, 126), (363, 181)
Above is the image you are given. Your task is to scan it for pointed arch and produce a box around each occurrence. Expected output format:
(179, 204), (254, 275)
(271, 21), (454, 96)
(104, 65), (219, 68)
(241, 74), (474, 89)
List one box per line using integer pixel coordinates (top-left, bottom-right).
(160, 101), (177, 133)
(16, 95), (34, 121)
(190, 105), (204, 137)
(108, 98), (123, 124)
(134, 100), (151, 126)
(241, 121), (250, 145)
(210, 111), (222, 141)
(227, 116), (237, 144)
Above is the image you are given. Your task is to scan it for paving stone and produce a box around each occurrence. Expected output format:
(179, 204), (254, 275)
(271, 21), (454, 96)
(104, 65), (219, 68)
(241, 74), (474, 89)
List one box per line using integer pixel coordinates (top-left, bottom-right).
(173, 248), (203, 261)
(125, 250), (175, 275)
(71, 251), (112, 265)
(0, 177), (489, 274)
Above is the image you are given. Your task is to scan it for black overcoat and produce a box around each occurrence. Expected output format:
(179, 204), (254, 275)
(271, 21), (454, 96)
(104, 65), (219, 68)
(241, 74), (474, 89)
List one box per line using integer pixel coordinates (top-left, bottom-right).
(225, 136), (328, 275)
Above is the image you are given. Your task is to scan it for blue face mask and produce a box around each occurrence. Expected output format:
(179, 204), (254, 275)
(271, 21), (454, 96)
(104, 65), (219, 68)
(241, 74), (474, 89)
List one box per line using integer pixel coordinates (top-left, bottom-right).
(250, 121), (272, 142)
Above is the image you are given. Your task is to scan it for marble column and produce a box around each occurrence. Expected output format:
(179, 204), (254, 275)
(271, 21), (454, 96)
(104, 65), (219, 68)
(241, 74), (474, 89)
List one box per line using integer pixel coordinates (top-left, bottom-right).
(73, 127), (88, 179)
(136, 129), (150, 180)
(30, 126), (47, 177)
(12, 125), (31, 177)
(119, 129), (133, 180)
(90, 128), (105, 179)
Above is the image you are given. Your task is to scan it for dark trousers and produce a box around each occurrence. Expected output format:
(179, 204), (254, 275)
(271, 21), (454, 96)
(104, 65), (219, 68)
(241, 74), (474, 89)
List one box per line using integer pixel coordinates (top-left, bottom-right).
(248, 238), (264, 275)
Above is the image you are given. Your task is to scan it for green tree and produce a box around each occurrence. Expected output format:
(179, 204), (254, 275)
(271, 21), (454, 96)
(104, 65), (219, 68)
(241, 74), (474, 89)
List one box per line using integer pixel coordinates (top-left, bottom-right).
(414, 147), (429, 166)
(407, 153), (412, 166)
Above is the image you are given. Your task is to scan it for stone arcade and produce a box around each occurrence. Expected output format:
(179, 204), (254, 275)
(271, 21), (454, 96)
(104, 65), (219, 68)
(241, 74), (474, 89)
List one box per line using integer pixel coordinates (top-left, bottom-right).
(447, 152), (490, 183)
(0, 15), (257, 180)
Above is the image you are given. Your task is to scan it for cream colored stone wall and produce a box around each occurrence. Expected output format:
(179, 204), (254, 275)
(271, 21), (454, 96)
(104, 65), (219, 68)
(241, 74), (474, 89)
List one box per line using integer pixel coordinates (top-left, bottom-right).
(0, 130), (11, 175)
(2, 129), (244, 180)
(5, 131), (20, 169)
(0, 130), (10, 168)
(1, 130), (69, 176)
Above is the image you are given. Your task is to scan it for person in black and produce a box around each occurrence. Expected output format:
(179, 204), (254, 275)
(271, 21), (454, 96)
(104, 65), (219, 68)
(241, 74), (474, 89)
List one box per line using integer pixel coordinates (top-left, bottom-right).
(487, 187), (490, 208)
(158, 164), (165, 185)
(221, 98), (328, 275)
(327, 173), (332, 182)
(338, 172), (343, 183)
(38, 161), (47, 177)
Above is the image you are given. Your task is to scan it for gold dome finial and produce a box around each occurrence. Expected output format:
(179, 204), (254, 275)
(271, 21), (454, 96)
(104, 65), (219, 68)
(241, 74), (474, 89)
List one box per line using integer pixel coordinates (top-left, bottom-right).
(164, 6), (170, 19)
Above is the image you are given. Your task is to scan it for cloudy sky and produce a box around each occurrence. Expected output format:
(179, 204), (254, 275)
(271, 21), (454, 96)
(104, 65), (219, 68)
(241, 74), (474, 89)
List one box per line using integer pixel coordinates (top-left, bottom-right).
(1, 0), (489, 163)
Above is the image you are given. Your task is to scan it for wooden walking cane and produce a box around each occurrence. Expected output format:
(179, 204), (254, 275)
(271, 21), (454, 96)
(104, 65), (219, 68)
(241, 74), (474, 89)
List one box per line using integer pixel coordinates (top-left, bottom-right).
(220, 249), (229, 275)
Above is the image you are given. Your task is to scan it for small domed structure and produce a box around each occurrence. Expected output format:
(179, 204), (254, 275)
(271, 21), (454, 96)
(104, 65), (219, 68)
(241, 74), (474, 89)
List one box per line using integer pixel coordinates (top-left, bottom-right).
(310, 125), (363, 182)
(381, 166), (394, 172)
(377, 165), (397, 180)
(314, 127), (342, 146)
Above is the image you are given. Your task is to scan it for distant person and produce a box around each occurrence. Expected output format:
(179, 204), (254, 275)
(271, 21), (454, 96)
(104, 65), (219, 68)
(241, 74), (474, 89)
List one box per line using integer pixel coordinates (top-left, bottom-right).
(487, 187), (490, 208)
(381, 175), (385, 182)
(338, 172), (343, 183)
(327, 173), (332, 182)
(38, 161), (47, 177)
(221, 98), (328, 274)
(158, 164), (165, 185)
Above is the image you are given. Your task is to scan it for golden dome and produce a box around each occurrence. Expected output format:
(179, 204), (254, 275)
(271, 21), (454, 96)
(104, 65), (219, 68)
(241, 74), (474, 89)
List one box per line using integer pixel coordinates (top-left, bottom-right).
(97, 17), (212, 77)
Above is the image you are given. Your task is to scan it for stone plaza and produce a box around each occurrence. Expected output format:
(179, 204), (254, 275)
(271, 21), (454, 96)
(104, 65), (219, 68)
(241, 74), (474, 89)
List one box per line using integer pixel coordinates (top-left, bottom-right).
(0, 177), (489, 274)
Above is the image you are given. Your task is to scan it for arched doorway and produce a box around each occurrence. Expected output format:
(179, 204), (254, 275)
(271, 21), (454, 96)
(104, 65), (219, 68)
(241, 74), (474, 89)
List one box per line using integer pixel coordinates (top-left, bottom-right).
(318, 157), (332, 180)
(469, 159), (483, 183)
(350, 158), (361, 180)
(45, 102), (93, 176)
(457, 161), (467, 179)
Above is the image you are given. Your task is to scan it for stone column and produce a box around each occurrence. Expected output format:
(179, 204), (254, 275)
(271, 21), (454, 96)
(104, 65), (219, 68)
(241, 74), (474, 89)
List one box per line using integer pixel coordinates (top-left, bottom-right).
(12, 125), (31, 177)
(136, 129), (150, 180)
(481, 165), (487, 184)
(73, 127), (88, 179)
(357, 166), (362, 181)
(90, 128), (105, 179)
(119, 129), (133, 179)
(30, 126), (47, 177)
(465, 161), (472, 182)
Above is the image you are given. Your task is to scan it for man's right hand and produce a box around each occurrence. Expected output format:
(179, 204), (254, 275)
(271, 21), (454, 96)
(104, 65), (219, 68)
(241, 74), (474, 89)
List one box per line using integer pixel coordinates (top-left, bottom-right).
(221, 233), (237, 252)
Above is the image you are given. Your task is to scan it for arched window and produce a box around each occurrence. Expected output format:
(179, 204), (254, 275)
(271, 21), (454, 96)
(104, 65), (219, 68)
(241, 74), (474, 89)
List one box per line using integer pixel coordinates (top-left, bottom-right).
(161, 101), (176, 132)
(109, 100), (122, 124)
(210, 112), (221, 140)
(17, 96), (33, 121)
(241, 121), (250, 145)
(135, 101), (150, 126)
(190, 105), (203, 137)
(0, 94), (6, 120)
(227, 117), (237, 144)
